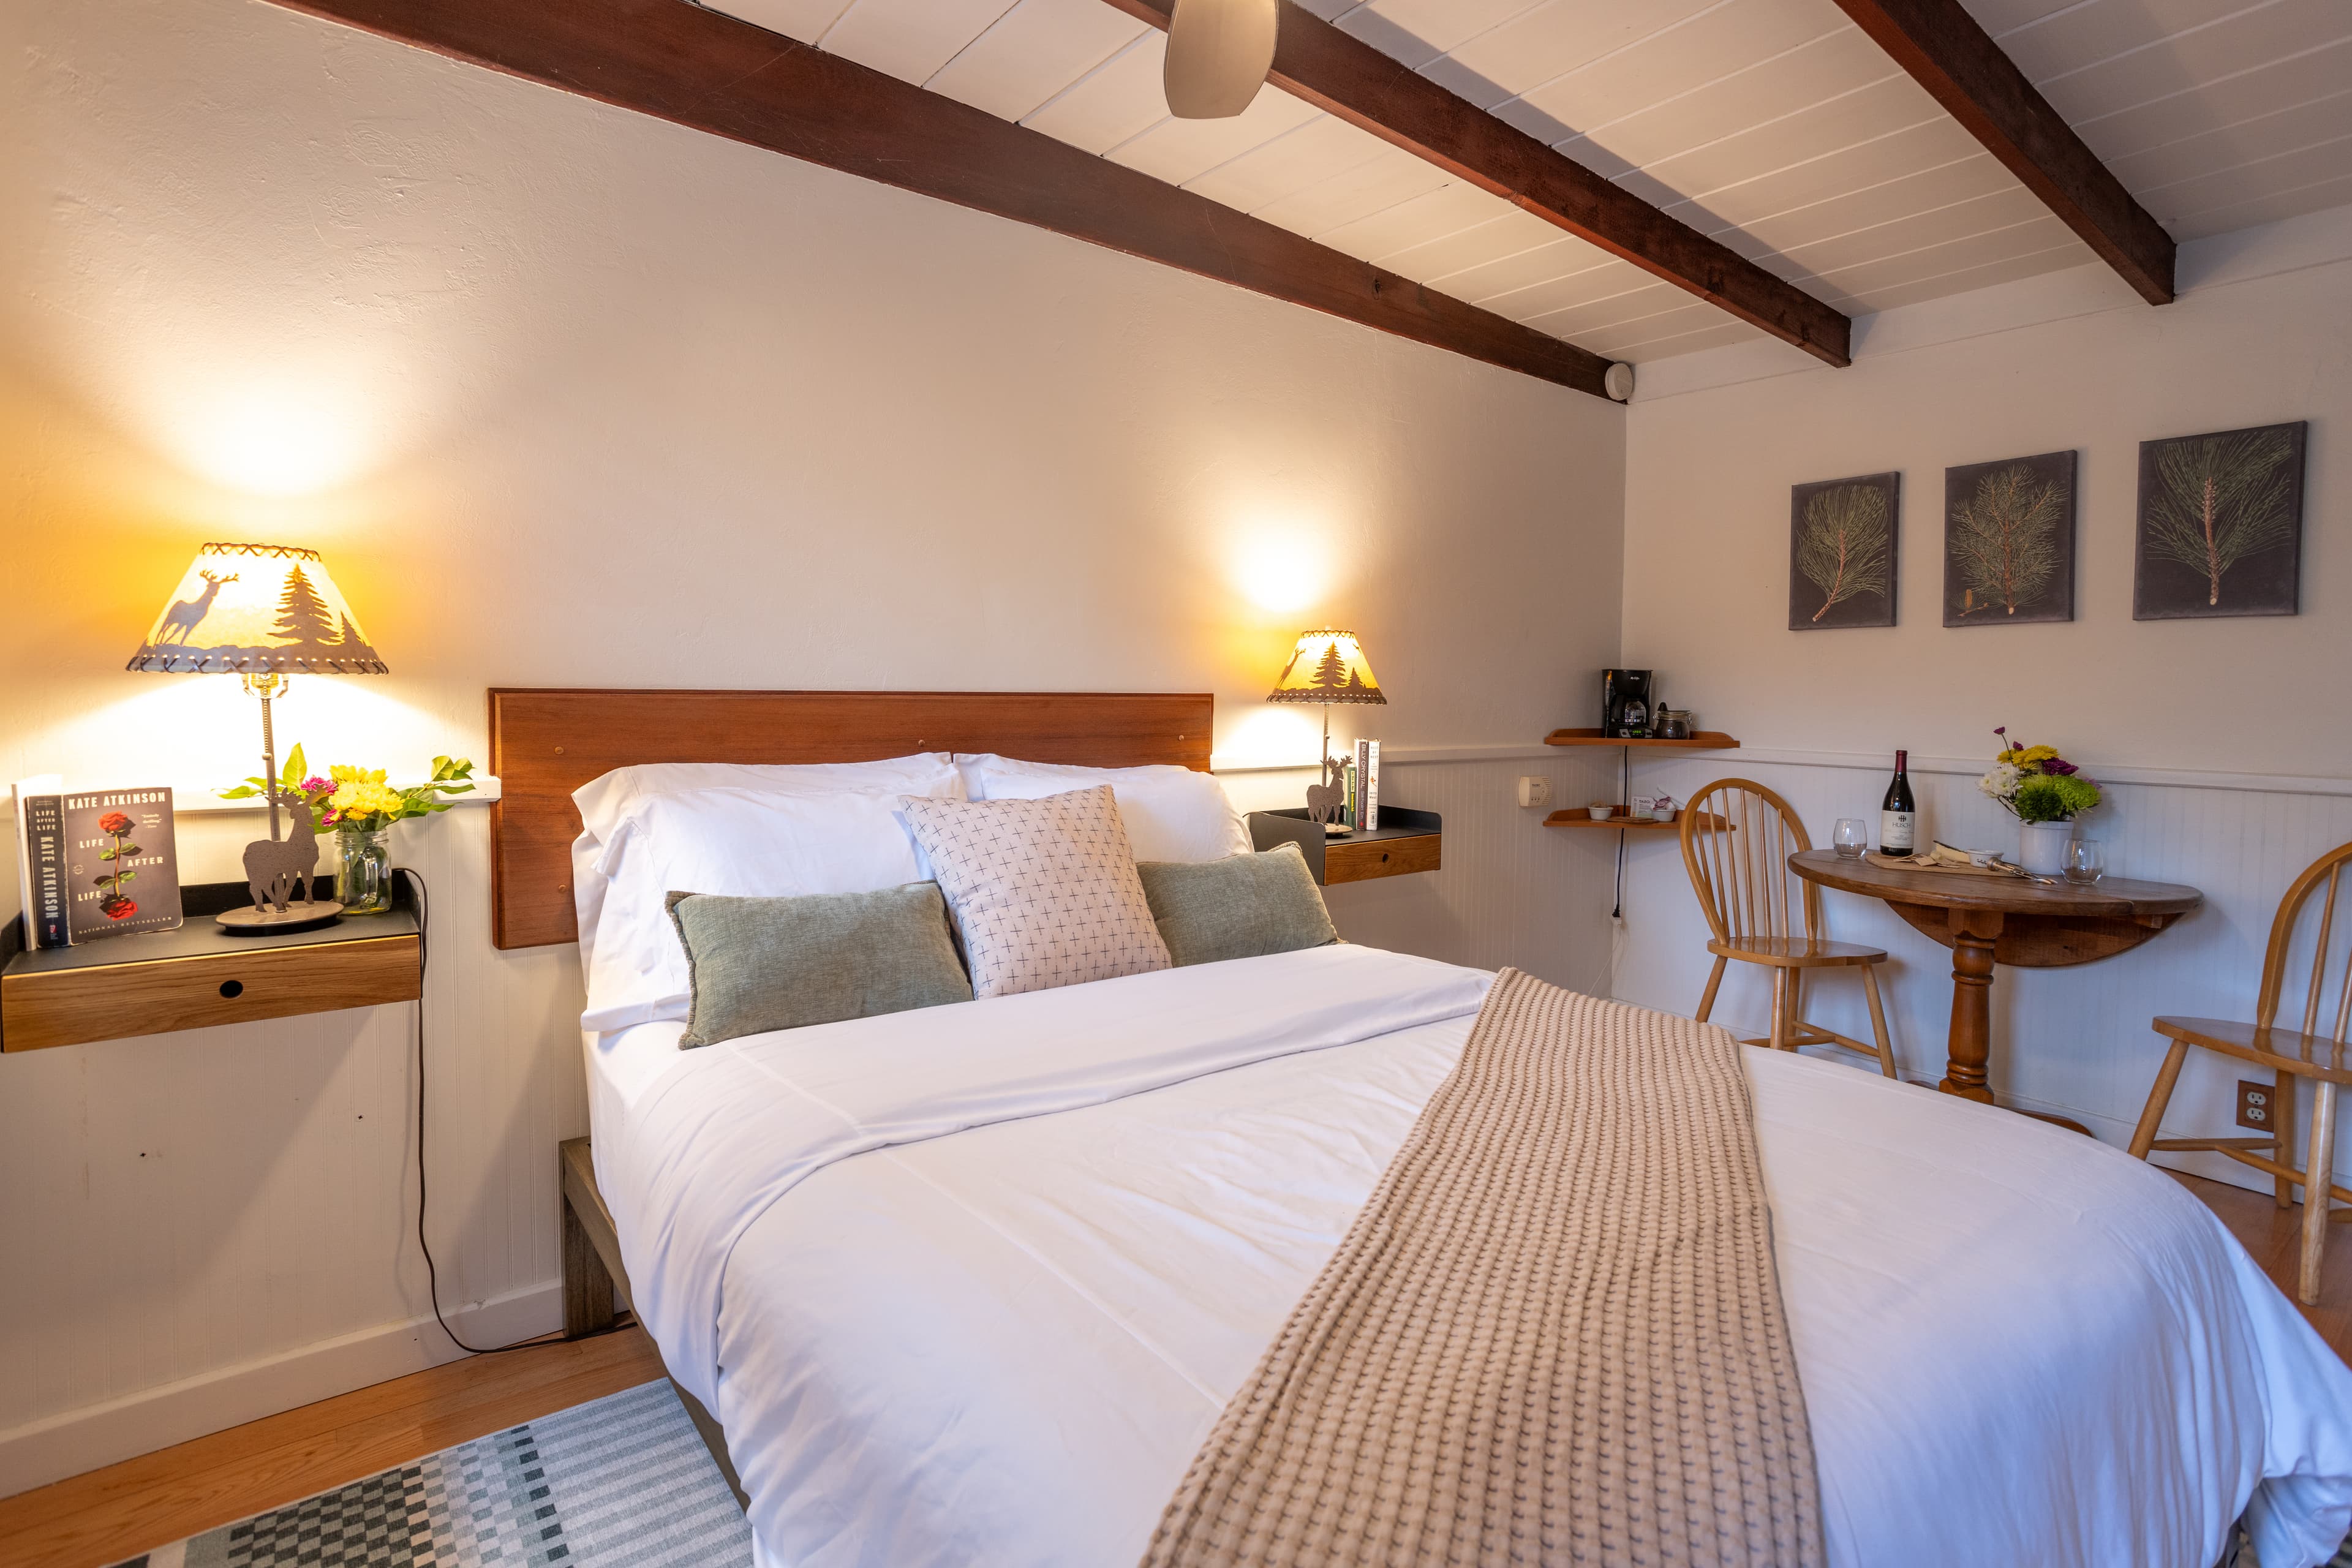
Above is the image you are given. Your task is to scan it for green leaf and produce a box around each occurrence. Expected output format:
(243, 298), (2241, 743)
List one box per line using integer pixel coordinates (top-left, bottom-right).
(218, 780), (266, 800)
(119, 843), (140, 857)
(283, 743), (307, 786)
(118, 869), (137, 884)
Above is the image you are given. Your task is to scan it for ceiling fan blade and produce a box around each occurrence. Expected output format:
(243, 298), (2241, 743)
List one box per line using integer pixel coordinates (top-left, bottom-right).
(1164, 0), (1277, 119)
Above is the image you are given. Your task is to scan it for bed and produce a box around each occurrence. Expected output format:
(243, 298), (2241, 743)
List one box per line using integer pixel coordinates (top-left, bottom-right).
(492, 688), (2352, 1568)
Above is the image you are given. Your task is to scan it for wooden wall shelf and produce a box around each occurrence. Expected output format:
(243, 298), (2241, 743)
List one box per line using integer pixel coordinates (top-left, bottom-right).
(1545, 811), (1731, 832)
(1544, 728), (1740, 749)
(1246, 807), (1442, 886)
(1, 880), (421, 1052)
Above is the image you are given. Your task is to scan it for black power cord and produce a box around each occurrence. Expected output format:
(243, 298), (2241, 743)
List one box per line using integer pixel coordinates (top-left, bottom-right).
(399, 865), (616, 1356)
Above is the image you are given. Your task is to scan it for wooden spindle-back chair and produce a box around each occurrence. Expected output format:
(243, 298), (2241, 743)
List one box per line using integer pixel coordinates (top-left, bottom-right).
(1678, 778), (1896, 1076)
(2130, 839), (2352, 1305)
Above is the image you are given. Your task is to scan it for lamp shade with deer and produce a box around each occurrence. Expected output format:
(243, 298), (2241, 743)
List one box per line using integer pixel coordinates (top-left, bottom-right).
(1266, 628), (1385, 827)
(129, 543), (386, 927)
(127, 543), (385, 675)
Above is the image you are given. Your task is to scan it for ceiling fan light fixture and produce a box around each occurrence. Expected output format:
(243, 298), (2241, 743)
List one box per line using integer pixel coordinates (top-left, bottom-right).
(1164, 0), (1278, 119)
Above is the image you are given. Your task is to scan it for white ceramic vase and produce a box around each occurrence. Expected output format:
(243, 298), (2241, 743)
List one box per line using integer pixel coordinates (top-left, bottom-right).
(2018, 820), (2073, 877)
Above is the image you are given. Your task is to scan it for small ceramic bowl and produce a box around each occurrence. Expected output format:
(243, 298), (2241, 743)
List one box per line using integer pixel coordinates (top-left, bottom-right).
(1651, 806), (1676, 823)
(1587, 804), (1613, 821)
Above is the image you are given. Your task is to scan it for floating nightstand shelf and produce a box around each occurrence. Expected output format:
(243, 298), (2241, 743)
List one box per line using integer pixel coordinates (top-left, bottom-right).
(1, 879), (421, 1052)
(1246, 807), (1441, 886)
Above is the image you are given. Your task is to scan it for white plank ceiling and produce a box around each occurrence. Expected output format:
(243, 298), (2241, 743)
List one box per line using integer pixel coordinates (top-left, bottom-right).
(705, 0), (2352, 362)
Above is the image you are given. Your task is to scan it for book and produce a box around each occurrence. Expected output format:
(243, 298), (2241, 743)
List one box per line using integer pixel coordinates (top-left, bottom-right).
(1352, 739), (1380, 832)
(61, 787), (183, 942)
(13, 775), (68, 949)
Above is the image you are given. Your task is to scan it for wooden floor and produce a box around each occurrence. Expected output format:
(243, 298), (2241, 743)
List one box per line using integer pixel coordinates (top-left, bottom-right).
(2179, 1170), (2352, 1357)
(0, 1174), (2343, 1568)
(0, 1327), (665, 1568)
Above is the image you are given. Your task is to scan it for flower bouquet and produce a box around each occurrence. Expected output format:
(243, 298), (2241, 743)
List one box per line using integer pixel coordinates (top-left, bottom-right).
(1978, 728), (2100, 875)
(222, 747), (475, 912)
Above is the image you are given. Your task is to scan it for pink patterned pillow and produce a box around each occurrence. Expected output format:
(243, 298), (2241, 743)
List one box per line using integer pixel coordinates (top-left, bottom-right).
(898, 786), (1172, 1000)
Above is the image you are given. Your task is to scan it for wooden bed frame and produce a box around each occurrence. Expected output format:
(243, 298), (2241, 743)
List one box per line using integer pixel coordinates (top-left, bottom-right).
(496, 687), (1217, 1517)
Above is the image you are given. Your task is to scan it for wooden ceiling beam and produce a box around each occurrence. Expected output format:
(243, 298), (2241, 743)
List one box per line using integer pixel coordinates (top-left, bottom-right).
(1101, 0), (1853, 367)
(1826, 0), (2176, 303)
(257, 0), (1614, 396)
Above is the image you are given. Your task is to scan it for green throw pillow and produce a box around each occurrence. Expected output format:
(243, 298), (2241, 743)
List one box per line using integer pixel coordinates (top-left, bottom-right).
(1137, 842), (1339, 968)
(665, 882), (973, 1048)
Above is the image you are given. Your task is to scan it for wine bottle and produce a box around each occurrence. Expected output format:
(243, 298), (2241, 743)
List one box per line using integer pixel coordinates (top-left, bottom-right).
(1880, 750), (1917, 857)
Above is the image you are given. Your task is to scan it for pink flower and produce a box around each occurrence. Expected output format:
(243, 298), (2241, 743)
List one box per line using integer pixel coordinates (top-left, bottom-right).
(318, 807), (341, 829)
(302, 776), (331, 795)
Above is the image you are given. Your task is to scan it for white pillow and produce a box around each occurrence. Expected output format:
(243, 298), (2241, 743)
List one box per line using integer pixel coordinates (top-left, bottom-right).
(579, 786), (950, 1033)
(958, 756), (1248, 864)
(574, 754), (963, 847)
(899, 786), (1170, 1000)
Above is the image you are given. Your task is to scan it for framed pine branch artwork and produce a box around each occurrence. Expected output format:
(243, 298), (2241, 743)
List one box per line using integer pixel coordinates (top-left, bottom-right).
(1943, 449), (2076, 627)
(1789, 472), (1899, 629)
(2133, 421), (2305, 619)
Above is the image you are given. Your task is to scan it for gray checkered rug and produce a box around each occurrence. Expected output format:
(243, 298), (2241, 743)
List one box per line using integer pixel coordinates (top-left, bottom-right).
(109, 1380), (748, 1568)
(95, 1373), (2352, 1567)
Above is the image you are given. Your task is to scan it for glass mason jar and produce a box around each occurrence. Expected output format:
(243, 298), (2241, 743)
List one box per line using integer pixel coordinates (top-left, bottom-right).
(336, 826), (396, 915)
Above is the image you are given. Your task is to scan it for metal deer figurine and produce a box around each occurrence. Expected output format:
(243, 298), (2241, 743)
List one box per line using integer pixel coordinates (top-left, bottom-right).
(1305, 755), (1348, 825)
(243, 789), (320, 912)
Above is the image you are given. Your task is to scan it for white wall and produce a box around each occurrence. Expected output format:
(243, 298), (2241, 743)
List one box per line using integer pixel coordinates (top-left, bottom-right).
(1617, 209), (2352, 1191)
(0, 0), (1624, 1490)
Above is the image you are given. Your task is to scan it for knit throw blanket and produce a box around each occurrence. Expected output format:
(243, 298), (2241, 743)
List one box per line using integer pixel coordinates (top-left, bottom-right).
(1142, 968), (1826, 1568)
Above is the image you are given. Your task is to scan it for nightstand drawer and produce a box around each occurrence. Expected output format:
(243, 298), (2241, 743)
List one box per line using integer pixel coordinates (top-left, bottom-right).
(1324, 833), (1441, 884)
(0, 934), (421, 1052)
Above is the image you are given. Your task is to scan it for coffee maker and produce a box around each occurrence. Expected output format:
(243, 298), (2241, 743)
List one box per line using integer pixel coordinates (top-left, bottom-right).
(1601, 669), (1653, 739)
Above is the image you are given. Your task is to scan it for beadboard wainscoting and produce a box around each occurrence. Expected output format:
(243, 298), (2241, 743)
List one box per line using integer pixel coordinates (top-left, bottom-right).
(1610, 752), (2352, 1194)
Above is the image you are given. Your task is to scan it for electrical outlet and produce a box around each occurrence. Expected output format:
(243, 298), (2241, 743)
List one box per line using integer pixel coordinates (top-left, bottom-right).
(2238, 1080), (2273, 1130)
(1517, 776), (1552, 809)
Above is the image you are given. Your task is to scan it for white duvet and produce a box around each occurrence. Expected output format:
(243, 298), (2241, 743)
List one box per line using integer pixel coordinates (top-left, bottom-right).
(587, 945), (2352, 1568)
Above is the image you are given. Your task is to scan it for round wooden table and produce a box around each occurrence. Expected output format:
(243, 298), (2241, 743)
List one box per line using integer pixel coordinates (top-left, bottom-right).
(1787, 849), (2203, 1122)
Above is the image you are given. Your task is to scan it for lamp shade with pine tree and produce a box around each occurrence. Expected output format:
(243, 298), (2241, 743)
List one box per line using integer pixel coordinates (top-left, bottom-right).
(1266, 629), (1383, 706)
(127, 543), (386, 675)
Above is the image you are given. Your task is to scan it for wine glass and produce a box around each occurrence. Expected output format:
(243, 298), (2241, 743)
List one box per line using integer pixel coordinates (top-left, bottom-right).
(2064, 840), (2104, 884)
(1833, 818), (1869, 859)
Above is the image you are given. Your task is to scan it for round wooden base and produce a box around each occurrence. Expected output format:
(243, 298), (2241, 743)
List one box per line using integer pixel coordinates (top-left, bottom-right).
(217, 900), (344, 934)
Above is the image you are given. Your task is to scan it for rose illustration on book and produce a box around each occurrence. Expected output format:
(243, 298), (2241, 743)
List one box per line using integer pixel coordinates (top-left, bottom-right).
(95, 811), (141, 920)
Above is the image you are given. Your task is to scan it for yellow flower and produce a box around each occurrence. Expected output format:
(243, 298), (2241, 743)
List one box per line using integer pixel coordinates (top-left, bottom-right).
(2016, 744), (2058, 764)
(328, 771), (404, 820)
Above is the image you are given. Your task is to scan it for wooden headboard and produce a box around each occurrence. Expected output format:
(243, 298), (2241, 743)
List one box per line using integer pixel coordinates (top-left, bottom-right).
(486, 688), (1215, 949)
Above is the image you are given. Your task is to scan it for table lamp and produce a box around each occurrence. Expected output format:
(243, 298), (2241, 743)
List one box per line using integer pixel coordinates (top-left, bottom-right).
(127, 542), (387, 929)
(1266, 628), (1385, 830)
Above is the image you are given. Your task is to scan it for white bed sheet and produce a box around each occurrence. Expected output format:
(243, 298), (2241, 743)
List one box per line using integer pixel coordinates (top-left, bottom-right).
(581, 950), (2352, 1568)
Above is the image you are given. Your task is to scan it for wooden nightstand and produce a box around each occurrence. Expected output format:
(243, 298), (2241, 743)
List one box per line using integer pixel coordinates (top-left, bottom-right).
(1246, 807), (1442, 886)
(1, 880), (421, 1052)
